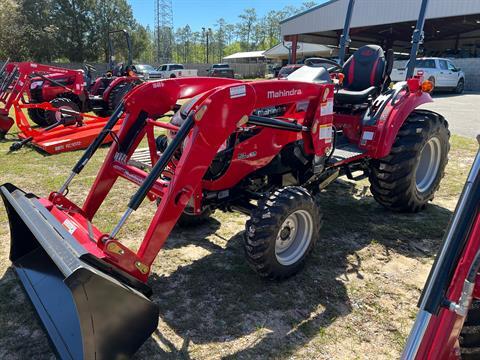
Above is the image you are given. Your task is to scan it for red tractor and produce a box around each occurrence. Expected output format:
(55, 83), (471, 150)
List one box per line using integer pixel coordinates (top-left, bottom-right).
(26, 30), (139, 127)
(0, 61), (86, 135)
(0, 61), (125, 153)
(0, 0), (455, 357)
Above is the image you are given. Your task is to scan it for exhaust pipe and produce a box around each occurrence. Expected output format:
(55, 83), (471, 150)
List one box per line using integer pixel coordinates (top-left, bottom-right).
(1, 183), (159, 359)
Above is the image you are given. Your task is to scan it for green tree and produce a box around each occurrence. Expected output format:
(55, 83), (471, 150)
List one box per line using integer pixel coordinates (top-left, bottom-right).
(131, 24), (154, 63)
(214, 18), (227, 63)
(300, 1), (318, 11)
(51, 0), (94, 62)
(0, 0), (29, 60)
(238, 8), (257, 51)
(20, 0), (58, 62)
(90, 0), (137, 63)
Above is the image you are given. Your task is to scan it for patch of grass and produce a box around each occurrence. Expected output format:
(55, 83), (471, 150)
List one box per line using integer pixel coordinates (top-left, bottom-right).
(0, 112), (477, 359)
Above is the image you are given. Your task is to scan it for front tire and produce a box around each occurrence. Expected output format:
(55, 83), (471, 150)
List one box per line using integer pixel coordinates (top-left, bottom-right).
(27, 108), (48, 127)
(108, 82), (134, 112)
(369, 110), (450, 212)
(455, 78), (465, 94)
(244, 186), (322, 279)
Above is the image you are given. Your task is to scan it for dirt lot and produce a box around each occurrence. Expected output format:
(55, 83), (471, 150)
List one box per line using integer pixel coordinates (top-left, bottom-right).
(0, 122), (477, 359)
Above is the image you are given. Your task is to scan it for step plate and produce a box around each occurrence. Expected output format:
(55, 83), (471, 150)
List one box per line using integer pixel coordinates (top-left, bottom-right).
(329, 143), (366, 164)
(129, 148), (154, 169)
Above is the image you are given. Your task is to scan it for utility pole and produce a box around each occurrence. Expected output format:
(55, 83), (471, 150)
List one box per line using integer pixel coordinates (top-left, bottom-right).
(155, 0), (173, 63)
(202, 27), (211, 63)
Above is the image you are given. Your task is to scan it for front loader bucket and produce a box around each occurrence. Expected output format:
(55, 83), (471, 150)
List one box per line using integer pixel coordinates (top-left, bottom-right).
(0, 183), (159, 359)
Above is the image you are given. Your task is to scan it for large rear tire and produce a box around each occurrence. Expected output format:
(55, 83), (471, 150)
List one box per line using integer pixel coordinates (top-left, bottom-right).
(108, 82), (134, 112)
(369, 110), (450, 212)
(244, 186), (321, 279)
(27, 108), (48, 127)
(46, 98), (80, 126)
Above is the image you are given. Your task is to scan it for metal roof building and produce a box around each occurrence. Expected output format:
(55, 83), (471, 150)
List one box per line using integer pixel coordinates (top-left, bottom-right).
(263, 42), (334, 61)
(279, 0), (480, 90)
(281, 0), (480, 56)
(222, 51), (266, 63)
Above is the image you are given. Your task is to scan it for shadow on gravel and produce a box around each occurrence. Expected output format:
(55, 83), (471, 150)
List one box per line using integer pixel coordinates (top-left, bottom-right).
(137, 179), (452, 358)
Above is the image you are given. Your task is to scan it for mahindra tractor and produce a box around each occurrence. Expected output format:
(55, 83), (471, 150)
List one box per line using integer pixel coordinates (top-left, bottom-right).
(27, 29), (139, 127)
(0, 30), (139, 153)
(0, 0), (456, 358)
(0, 61), (126, 153)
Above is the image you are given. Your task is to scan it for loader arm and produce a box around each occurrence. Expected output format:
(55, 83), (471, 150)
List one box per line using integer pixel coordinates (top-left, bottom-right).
(0, 62), (85, 136)
(1, 76), (332, 358)
(81, 80), (258, 278)
(18, 77), (323, 281)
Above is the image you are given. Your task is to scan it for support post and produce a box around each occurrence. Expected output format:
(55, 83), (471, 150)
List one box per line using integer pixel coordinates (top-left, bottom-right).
(338, 0), (355, 66)
(291, 35), (298, 64)
(406, 0), (430, 79)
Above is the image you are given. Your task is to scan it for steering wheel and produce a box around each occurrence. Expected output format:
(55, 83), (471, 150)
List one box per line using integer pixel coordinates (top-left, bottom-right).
(84, 63), (97, 72)
(304, 58), (343, 73)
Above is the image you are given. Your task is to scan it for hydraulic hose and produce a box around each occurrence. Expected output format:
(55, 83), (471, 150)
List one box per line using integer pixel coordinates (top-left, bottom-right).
(109, 113), (195, 240)
(468, 247), (480, 283)
(58, 103), (124, 194)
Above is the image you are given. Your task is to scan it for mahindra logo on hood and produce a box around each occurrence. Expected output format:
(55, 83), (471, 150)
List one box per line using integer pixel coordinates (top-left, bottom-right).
(267, 89), (302, 99)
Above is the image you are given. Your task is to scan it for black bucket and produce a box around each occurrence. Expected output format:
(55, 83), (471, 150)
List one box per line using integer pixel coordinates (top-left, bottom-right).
(1, 183), (159, 359)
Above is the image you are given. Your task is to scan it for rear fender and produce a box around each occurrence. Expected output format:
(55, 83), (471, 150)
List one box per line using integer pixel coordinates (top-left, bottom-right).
(373, 90), (432, 159)
(102, 76), (136, 102)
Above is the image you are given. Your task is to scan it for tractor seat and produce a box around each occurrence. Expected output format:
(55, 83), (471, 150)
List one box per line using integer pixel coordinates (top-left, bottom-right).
(335, 86), (378, 105)
(336, 45), (386, 105)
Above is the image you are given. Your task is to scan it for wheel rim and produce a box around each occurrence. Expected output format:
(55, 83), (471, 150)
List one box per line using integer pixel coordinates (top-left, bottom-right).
(415, 137), (442, 193)
(275, 209), (313, 266)
(54, 105), (73, 122)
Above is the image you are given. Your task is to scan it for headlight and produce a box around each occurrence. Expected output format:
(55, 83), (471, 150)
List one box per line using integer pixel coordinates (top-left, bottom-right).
(30, 81), (44, 89)
(144, 71), (150, 80)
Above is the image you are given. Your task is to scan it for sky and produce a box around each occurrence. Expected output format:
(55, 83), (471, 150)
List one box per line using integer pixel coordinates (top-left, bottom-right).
(128, 0), (323, 32)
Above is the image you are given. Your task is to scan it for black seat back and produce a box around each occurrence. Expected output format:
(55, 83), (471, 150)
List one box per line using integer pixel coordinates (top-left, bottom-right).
(342, 45), (386, 91)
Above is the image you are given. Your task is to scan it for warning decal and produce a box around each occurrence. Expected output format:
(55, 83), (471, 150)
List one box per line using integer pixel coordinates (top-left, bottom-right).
(320, 99), (334, 116)
(319, 125), (332, 144)
(230, 85), (246, 99)
(62, 219), (78, 234)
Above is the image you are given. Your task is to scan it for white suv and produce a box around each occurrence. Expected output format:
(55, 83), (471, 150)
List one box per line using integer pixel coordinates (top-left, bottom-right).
(391, 57), (465, 93)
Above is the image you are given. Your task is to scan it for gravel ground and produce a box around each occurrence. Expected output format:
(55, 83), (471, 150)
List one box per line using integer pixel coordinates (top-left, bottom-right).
(420, 91), (480, 138)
